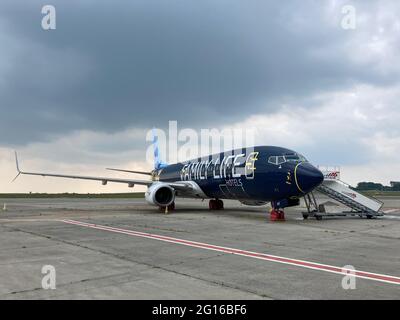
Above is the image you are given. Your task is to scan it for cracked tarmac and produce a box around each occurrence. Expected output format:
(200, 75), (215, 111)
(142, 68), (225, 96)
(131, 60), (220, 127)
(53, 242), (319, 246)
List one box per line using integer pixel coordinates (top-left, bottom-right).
(0, 196), (399, 299)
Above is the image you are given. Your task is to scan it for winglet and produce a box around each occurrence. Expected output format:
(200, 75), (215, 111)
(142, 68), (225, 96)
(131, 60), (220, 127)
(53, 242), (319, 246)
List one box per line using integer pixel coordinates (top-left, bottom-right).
(12, 151), (21, 182)
(15, 151), (20, 173)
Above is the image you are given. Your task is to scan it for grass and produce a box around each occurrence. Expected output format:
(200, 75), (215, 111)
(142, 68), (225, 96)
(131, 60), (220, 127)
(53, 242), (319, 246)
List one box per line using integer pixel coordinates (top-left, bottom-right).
(0, 193), (145, 199)
(356, 190), (400, 197)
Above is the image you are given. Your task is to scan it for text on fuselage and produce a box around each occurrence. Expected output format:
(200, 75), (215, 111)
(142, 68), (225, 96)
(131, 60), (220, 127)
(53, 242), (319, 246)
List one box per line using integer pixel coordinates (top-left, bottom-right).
(180, 152), (258, 181)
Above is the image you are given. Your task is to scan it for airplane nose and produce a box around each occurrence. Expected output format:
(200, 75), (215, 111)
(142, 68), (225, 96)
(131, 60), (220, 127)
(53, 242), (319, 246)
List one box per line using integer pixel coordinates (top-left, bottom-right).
(294, 162), (324, 194)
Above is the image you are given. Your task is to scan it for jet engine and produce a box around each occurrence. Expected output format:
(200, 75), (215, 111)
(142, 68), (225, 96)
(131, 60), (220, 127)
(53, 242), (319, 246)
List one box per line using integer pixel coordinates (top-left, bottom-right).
(145, 183), (175, 207)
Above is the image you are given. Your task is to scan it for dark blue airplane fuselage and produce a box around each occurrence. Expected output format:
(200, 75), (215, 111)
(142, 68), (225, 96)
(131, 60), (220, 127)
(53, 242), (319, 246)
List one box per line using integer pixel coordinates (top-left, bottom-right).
(157, 146), (323, 208)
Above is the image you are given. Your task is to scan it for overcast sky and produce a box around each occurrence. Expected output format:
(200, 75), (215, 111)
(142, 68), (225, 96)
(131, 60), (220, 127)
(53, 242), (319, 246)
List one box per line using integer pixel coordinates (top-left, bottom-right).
(0, 0), (399, 193)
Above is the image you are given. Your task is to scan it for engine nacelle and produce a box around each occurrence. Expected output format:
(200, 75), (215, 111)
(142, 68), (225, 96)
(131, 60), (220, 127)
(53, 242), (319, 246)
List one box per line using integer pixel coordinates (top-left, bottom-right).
(145, 183), (175, 207)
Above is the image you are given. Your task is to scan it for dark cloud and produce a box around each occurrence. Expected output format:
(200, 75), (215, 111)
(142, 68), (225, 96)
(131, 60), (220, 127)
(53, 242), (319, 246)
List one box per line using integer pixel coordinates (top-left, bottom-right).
(0, 0), (398, 145)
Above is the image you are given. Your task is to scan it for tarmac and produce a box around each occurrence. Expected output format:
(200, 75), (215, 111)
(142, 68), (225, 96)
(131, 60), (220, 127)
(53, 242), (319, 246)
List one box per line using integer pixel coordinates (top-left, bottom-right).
(0, 196), (399, 299)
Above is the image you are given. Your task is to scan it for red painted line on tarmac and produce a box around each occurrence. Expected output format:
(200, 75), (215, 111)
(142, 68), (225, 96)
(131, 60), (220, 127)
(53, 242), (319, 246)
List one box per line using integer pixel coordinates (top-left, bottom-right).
(60, 219), (400, 286)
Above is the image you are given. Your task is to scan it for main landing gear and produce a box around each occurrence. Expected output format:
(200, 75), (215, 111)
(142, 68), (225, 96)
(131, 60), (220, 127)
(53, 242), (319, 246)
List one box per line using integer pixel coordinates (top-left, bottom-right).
(209, 199), (224, 210)
(159, 202), (175, 214)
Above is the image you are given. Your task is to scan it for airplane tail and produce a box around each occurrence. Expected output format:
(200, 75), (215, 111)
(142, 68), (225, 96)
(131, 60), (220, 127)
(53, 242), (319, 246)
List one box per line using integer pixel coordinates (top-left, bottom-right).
(105, 129), (167, 174)
(152, 128), (168, 170)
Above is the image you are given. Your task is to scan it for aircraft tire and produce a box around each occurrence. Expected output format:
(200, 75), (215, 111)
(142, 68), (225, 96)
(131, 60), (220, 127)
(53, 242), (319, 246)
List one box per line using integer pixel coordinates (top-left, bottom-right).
(209, 199), (224, 210)
(209, 200), (216, 210)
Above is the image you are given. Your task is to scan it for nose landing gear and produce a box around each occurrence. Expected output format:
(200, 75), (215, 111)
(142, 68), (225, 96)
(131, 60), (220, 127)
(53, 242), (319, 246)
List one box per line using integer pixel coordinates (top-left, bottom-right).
(270, 208), (286, 221)
(270, 200), (286, 221)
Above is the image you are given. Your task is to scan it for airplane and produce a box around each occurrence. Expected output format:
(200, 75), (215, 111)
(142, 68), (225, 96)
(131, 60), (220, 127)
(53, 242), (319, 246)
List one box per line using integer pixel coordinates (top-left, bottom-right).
(13, 139), (324, 220)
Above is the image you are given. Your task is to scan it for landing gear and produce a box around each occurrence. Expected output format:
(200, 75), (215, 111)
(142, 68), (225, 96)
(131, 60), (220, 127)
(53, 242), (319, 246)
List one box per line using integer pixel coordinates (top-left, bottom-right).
(209, 199), (224, 210)
(270, 208), (285, 221)
(159, 201), (175, 214)
(270, 200), (286, 221)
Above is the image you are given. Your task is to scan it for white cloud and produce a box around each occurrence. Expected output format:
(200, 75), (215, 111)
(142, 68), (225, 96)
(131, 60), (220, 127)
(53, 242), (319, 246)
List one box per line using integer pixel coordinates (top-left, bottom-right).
(225, 83), (400, 185)
(1, 1), (400, 192)
(309, 0), (400, 76)
(363, 132), (400, 159)
(1, 82), (399, 192)
(0, 128), (152, 193)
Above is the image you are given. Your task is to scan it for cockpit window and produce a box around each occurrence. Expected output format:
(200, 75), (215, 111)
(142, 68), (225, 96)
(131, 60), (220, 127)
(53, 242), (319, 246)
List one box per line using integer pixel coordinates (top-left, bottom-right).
(268, 156), (277, 165)
(277, 156), (286, 164)
(268, 153), (307, 165)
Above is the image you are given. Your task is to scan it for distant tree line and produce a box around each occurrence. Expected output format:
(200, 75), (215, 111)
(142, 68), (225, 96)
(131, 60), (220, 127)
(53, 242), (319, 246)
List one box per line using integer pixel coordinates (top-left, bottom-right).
(355, 182), (400, 191)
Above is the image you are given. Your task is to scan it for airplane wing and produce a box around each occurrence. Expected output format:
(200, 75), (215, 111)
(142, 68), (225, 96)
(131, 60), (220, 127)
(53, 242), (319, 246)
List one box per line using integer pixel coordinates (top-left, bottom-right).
(13, 152), (192, 191)
(106, 168), (152, 175)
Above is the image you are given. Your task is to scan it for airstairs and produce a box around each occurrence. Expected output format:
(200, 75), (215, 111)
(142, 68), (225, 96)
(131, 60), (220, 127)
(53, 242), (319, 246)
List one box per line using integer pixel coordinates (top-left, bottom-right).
(303, 166), (384, 219)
